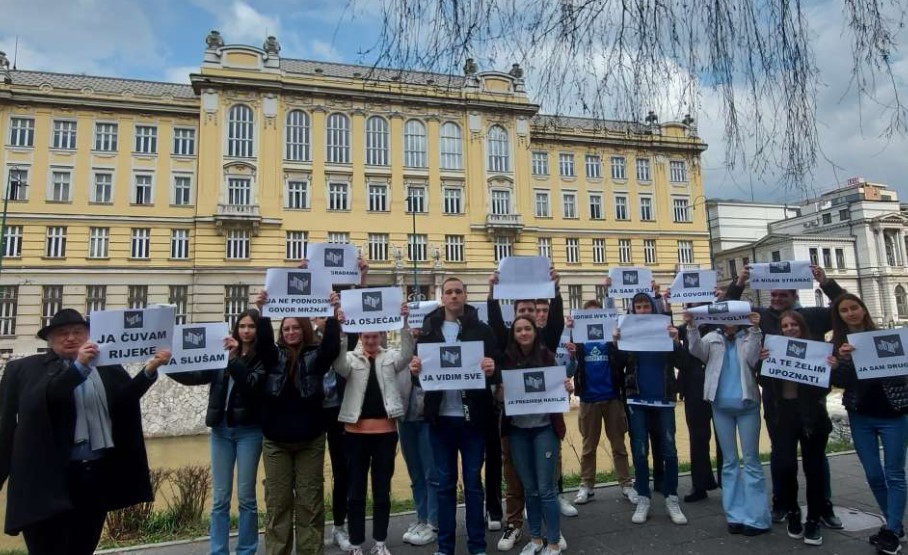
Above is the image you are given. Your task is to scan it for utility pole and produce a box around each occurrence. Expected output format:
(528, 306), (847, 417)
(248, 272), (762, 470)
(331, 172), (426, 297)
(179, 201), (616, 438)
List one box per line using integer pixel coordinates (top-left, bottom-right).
(0, 168), (25, 280)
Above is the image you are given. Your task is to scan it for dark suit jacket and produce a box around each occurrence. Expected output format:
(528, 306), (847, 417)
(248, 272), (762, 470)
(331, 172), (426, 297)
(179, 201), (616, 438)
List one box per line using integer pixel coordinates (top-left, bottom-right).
(0, 352), (155, 534)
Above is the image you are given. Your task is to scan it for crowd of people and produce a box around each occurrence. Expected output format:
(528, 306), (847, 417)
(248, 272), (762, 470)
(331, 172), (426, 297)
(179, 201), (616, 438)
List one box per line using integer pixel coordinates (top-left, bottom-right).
(0, 259), (906, 555)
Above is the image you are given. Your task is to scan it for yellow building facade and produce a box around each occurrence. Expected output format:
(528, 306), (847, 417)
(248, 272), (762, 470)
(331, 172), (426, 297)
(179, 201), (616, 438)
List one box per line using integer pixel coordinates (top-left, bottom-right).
(0, 34), (708, 352)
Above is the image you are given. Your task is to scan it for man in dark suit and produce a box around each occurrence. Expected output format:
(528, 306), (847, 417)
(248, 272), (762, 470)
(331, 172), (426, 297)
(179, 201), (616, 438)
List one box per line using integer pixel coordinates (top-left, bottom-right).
(0, 308), (171, 555)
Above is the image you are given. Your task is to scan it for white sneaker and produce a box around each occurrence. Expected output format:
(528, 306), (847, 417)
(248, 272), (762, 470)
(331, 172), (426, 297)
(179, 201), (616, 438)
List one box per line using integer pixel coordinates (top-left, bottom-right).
(632, 496), (651, 524)
(402, 521), (420, 544)
(332, 524), (353, 550)
(574, 485), (594, 505)
(558, 533), (567, 550)
(665, 495), (688, 525)
(408, 523), (437, 546)
(349, 548), (364, 555)
(488, 517), (503, 531)
(498, 526), (523, 551)
(370, 544), (392, 555)
(559, 496), (578, 517)
(543, 547), (562, 555)
(519, 540), (544, 555)
(622, 486), (639, 504)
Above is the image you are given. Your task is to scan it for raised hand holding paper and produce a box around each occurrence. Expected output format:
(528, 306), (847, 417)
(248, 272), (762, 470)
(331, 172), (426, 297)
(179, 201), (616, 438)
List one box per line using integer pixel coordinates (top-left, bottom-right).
(762, 334), (832, 387)
(263, 268), (334, 318)
(91, 306), (176, 365)
(569, 309), (618, 343)
(608, 267), (653, 298)
(846, 328), (908, 379)
(502, 366), (570, 416)
(493, 256), (555, 300)
(407, 300), (440, 329)
(163, 322), (230, 374)
(688, 300), (753, 325)
(305, 243), (361, 285)
(617, 314), (673, 352)
(418, 341), (486, 391)
(340, 287), (404, 332)
(748, 260), (813, 290)
(669, 270), (717, 303)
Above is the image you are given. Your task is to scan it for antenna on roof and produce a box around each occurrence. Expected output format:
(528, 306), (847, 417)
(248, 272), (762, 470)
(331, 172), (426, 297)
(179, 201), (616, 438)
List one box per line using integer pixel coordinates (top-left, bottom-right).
(13, 36), (18, 70)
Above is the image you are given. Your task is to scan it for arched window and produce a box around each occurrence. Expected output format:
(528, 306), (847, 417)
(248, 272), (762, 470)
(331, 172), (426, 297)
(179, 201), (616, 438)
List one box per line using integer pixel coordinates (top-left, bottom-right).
(404, 119), (427, 168)
(487, 125), (510, 172)
(326, 113), (351, 164)
(227, 105), (254, 158)
(440, 122), (463, 170)
(897, 285), (907, 319)
(285, 110), (310, 161)
(365, 116), (389, 166)
(814, 289), (825, 308)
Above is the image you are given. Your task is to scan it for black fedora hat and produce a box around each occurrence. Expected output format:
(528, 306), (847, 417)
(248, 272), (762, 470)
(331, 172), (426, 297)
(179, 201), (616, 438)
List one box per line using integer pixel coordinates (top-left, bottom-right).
(37, 308), (88, 340)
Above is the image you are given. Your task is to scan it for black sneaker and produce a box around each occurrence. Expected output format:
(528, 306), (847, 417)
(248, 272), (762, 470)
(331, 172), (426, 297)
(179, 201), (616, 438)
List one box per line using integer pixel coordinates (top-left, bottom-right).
(819, 504), (844, 530)
(728, 523), (744, 535)
(787, 510), (804, 539)
(772, 506), (788, 523)
(877, 528), (903, 555)
(683, 489), (708, 503)
(743, 526), (770, 537)
(872, 526), (906, 546)
(804, 519), (822, 546)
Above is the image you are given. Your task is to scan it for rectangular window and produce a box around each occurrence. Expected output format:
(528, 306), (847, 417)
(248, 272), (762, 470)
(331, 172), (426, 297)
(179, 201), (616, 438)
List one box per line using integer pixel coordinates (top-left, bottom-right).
(86, 285), (106, 316)
(672, 198), (691, 222)
(771, 250), (782, 262)
(568, 285), (583, 310)
(619, 239), (632, 264)
(92, 172), (113, 203)
(639, 196), (653, 221)
(822, 248), (832, 268)
(227, 177), (251, 206)
(677, 240), (694, 264)
(0, 286), (18, 336)
(822, 213), (832, 225)
(839, 209), (850, 221)
(41, 286), (63, 327)
(134, 125), (158, 154)
(490, 190), (511, 215)
(614, 195), (628, 220)
(328, 232), (349, 244)
(286, 180), (309, 209)
(644, 239), (657, 264)
(535, 190), (550, 218)
(367, 184), (388, 212)
(566, 238), (580, 264)
(585, 155), (602, 179)
(538, 237), (552, 260)
(328, 182), (349, 211)
(173, 128), (196, 156)
(443, 187), (462, 214)
(836, 248), (846, 270)
(226, 230), (250, 260)
(728, 259), (738, 279)
(50, 171), (71, 202)
(9, 117), (35, 147)
(88, 227), (109, 259)
(169, 285), (189, 325)
(128, 285), (148, 309)
(809, 247), (819, 266)
(7, 168), (28, 201)
(368, 233), (389, 261)
(45, 226), (67, 258)
(532, 152), (549, 175)
(134, 174), (153, 205)
(94, 122), (118, 151)
(173, 176), (192, 206)
(493, 236), (512, 262)
(408, 234), (428, 262)
(170, 229), (190, 259)
(592, 238), (606, 264)
(670, 160), (688, 182)
(636, 158), (651, 182)
(225, 285), (250, 327)
(589, 193), (603, 220)
(130, 228), (151, 259)
(52, 120), (77, 150)
(285, 231), (307, 260)
(559, 153), (575, 177)
(562, 192), (577, 219)
(610, 156), (626, 180)
(406, 186), (427, 213)
(445, 235), (464, 262)
(2, 225), (21, 258)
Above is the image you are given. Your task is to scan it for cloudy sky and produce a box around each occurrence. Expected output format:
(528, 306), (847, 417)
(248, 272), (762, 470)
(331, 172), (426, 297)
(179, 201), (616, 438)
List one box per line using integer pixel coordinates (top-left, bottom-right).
(1, 0), (905, 205)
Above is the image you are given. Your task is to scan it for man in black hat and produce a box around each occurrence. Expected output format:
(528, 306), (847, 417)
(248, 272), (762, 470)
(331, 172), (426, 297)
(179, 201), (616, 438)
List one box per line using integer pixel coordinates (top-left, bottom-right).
(0, 308), (171, 555)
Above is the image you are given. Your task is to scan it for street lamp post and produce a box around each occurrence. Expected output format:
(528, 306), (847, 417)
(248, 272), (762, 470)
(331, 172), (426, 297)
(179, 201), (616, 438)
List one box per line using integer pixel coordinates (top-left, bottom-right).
(692, 195), (714, 269)
(0, 168), (25, 281)
(405, 194), (421, 302)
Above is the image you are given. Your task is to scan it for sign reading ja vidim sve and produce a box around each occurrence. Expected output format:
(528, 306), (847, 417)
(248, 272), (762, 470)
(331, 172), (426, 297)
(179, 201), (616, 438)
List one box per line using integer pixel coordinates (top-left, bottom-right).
(163, 322), (230, 374)
(91, 306), (176, 365)
(340, 287), (404, 333)
(418, 341), (486, 391)
(762, 334), (832, 388)
(305, 243), (361, 285)
(502, 366), (570, 416)
(847, 328), (908, 379)
(263, 268), (334, 318)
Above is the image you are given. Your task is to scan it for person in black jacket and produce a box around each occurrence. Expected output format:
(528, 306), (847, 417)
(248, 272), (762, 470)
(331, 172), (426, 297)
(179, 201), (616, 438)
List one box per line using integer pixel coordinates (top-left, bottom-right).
(168, 308), (268, 555)
(0, 308), (170, 555)
(409, 276), (499, 555)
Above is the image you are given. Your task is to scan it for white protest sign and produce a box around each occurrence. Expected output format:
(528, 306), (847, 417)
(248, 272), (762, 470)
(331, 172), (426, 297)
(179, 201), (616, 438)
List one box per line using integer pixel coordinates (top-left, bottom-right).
(493, 256), (555, 300)
(91, 306), (176, 365)
(418, 341), (486, 391)
(762, 334), (832, 388)
(305, 243), (361, 285)
(749, 260), (813, 290)
(847, 328), (908, 380)
(555, 330), (572, 367)
(502, 366), (570, 416)
(617, 314), (673, 352)
(263, 268), (334, 318)
(608, 267), (653, 298)
(340, 287), (404, 333)
(669, 270), (717, 303)
(688, 301), (753, 325)
(163, 322), (230, 374)
(471, 302), (515, 329)
(407, 301), (440, 329)
(570, 309), (618, 343)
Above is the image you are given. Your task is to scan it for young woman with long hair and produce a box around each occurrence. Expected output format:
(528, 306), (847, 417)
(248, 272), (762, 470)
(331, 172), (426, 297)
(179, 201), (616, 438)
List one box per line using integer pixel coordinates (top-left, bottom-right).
(830, 293), (908, 555)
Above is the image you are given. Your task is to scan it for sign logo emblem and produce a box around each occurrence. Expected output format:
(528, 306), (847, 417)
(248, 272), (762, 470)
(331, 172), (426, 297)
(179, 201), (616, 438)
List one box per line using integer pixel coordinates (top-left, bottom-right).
(707, 302), (729, 314)
(324, 248), (345, 268)
(523, 371), (546, 393)
(622, 270), (639, 285)
(440, 346), (462, 368)
(287, 272), (311, 296)
(182, 328), (206, 350)
(587, 324), (604, 340)
(875, 335), (905, 358)
(124, 311), (144, 329)
(362, 291), (383, 312)
(769, 262), (791, 273)
(786, 340), (808, 359)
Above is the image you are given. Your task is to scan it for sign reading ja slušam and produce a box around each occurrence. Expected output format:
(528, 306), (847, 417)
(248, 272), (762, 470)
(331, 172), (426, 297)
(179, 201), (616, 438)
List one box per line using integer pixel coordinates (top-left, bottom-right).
(502, 366), (570, 416)
(748, 260), (813, 290)
(669, 270), (717, 303)
(608, 267), (653, 298)
(263, 268), (334, 318)
(305, 243), (361, 285)
(762, 334), (832, 388)
(688, 301), (753, 325)
(407, 301), (440, 329)
(617, 314), (673, 352)
(418, 341), (486, 391)
(163, 322), (230, 374)
(493, 256), (555, 300)
(340, 287), (404, 333)
(846, 328), (908, 379)
(91, 306), (176, 365)
(472, 302), (515, 329)
(570, 309), (618, 343)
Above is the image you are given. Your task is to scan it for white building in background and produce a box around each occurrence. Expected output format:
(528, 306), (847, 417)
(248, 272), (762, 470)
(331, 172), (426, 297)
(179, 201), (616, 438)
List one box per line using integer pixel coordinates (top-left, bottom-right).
(709, 178), (908, 327)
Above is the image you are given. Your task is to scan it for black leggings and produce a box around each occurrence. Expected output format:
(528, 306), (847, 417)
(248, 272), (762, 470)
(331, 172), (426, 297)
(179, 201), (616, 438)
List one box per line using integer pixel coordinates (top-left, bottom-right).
(346, 431), (398, 545)
(775, 400), (829, 521)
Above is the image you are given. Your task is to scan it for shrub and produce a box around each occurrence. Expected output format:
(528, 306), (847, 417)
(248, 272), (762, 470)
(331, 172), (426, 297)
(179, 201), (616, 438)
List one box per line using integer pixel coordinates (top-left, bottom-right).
(164, 464), (211, 529)
(105, 468), (171, 541)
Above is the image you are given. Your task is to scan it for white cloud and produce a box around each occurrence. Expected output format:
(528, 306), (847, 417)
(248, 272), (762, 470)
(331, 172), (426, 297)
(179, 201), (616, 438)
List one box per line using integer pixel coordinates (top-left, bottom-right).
(163, 65), (199, 84)
(308, 39), (342, 62)
(217, 1), (281, 47)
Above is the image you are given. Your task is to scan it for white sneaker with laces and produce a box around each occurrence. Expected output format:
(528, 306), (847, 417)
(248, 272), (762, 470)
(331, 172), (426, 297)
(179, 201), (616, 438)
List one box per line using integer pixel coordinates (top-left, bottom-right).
(559, 496), (578, 517)
(632, 496), (651, 524)
(519, 540), (544, 555)
(543, 547), (562, 555)
(558, 533), (567, 550)
(402, 521), (420, 544)
(333, 524), (353, 551)
(622, 486), (639, 504)
(349, 547), (364, 555)
(574, 485), (594, 505)
(370, 543), (392, 555)
(498, 526), (523, 551)
(665, 495), (688, 525)
(408, 523), (437, 546)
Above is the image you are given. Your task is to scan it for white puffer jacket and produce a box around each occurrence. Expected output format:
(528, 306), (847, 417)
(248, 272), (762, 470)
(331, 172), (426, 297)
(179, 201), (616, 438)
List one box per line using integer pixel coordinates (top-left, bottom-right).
(687, 325), (762, 404)
(334, 331), (415, 423)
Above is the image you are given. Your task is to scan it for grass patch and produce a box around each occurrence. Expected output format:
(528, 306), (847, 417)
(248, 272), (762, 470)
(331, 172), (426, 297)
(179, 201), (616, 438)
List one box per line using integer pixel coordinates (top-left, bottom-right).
(0, 550), (27, 555)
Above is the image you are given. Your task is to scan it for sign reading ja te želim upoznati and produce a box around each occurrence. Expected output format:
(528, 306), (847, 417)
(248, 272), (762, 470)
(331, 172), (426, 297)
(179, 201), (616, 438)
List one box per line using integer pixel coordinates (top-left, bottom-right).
(502, 366), (570, 416)
(762, 334), (832, 388)
(91, 306), (176, 365)
(340, 287), (404, 333)
(163, 322), (230, 374)
(418, 341), (485, 391)
(847, 328), (908, 379)
(263, 268), (334, 318)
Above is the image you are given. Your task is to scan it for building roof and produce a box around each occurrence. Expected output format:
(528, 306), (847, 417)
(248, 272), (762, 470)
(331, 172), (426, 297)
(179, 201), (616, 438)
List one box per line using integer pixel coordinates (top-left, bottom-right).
(279, 58), (467, 88)
(532, 114), (649, 134)
(6, 70), (197, 99)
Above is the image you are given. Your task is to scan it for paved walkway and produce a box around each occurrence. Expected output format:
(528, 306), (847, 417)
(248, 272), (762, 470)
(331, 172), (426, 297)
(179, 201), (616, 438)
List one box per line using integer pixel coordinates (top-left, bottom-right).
(102, 452), (888, 555)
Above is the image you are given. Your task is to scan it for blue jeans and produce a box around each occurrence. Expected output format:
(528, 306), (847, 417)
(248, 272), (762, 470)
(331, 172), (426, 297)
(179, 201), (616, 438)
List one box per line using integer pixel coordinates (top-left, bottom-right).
(399, 420), (439, 527)
(431, 417), (486, 555)
(508, 425), (560, 546)
(627, 405), (679, 497)
(210, 425), (263, 555)
(849, 412), (908, 535)
(712, 404), (771, 529)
